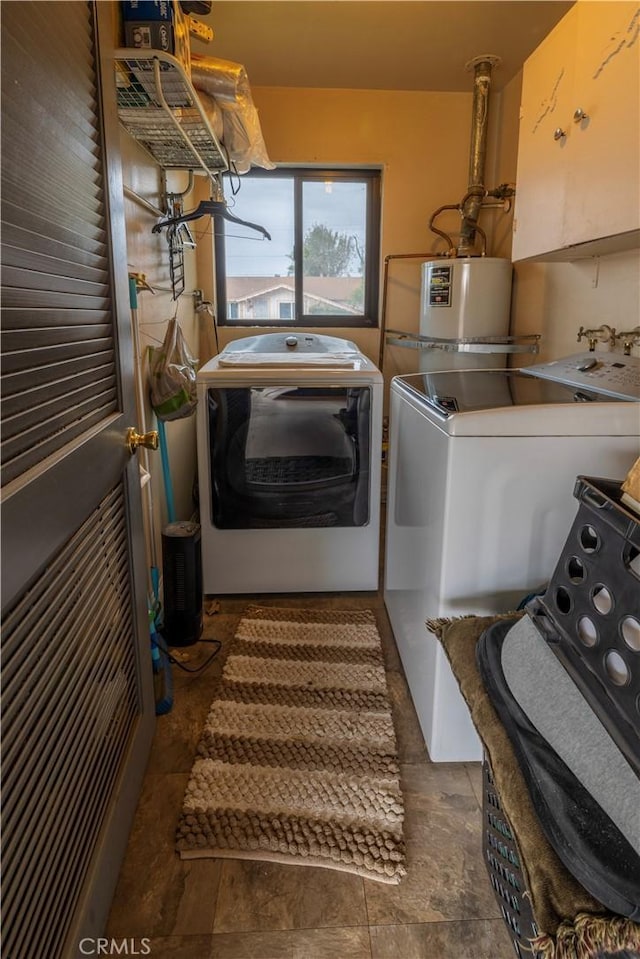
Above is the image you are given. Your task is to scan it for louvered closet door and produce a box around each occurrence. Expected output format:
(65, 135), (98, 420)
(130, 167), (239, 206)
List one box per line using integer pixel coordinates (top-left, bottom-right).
(0, 4), (155, 958)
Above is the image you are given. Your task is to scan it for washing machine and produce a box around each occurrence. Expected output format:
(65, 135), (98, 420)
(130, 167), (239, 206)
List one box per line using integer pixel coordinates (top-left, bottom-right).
(197, 332), (383, 593)
(384, 351), (640, 762)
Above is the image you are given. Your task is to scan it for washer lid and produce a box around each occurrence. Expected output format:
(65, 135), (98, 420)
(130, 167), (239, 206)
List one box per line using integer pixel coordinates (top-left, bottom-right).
(397, 369), (632, 411)
(392, 369), (640, 436)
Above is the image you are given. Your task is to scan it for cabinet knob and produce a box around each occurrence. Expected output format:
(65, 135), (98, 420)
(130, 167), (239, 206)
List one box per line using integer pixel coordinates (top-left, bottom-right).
(553, 127), (566, 141)
(573, 107), (589, 123)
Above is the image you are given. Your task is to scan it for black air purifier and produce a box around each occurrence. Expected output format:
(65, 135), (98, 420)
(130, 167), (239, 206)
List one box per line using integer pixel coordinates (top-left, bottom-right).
(161, 521), (203, 647)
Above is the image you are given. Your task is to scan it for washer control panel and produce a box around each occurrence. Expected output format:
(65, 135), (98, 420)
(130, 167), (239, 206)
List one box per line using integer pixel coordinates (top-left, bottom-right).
(523, 351), (640, 401)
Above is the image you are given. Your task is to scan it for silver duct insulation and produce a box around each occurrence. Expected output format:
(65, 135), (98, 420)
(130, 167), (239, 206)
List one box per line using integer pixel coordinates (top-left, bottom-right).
(458, 54), (501, 257)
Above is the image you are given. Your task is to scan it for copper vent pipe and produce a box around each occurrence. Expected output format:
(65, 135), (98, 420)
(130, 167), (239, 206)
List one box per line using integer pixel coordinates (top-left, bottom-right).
(458, 54), (501, 257)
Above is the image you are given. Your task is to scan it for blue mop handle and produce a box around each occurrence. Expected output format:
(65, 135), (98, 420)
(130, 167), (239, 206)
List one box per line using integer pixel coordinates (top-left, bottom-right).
(150, 609), (173, 715)
(156, 417), (176, 524)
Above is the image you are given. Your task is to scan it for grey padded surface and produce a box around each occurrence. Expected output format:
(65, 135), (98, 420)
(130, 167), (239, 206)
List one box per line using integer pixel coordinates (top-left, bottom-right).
(501, 615), (640, 854)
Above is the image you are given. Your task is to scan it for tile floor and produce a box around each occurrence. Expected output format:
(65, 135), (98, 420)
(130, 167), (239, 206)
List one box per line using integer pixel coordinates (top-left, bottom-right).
(107, 591), (515, 959)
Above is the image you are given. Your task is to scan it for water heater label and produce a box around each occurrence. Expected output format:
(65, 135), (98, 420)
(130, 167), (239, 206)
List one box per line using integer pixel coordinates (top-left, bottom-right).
(428, 265), (452, 306)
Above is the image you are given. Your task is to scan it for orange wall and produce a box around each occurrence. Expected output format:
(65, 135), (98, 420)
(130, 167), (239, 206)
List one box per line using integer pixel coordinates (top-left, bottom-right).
(210, 84), (506, 380)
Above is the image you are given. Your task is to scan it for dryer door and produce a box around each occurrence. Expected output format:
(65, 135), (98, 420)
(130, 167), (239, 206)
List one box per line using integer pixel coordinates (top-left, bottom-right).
(206, 384), (373, 528)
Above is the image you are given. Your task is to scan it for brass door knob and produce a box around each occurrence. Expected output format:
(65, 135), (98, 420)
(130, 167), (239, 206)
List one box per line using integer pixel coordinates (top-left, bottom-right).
(126, 427), (159, 453)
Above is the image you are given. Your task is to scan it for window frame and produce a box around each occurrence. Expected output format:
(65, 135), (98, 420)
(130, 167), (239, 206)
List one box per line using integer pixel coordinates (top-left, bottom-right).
(215, 167), (381, 328)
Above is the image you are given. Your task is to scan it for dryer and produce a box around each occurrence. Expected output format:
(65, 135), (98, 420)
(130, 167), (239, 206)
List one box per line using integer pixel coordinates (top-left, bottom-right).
(384, 353), (640, 762)
(197, 333), (383, 593)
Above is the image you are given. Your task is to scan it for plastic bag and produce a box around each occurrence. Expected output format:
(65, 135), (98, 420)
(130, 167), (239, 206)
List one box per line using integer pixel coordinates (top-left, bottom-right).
(148, 318), (197, 420)
(191, 55), (275, 172)
(194, 89), (224, 142)
(191, 55), (250, 103)
(219, 97), (275, 173)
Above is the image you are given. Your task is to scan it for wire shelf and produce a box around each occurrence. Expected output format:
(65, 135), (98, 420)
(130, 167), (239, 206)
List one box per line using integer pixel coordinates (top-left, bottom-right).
(115, 49), (227, 177)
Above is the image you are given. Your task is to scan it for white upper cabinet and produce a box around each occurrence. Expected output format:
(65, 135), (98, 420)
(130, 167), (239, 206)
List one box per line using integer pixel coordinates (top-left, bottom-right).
(512, 1), (640, 261)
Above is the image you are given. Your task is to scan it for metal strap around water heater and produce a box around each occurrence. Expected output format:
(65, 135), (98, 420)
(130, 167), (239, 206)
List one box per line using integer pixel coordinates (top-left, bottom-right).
(384, 330), (541, 354)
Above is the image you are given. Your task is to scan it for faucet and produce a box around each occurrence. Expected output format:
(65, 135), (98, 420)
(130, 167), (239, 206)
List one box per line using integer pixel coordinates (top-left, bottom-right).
(613, 326), (640, 355)
(577, 324), (616, 351)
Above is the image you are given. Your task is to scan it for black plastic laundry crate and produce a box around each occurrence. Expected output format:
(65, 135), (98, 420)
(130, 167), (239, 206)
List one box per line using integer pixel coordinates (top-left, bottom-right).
(483, 758), (540, 958)
(527, 475), (640, 775)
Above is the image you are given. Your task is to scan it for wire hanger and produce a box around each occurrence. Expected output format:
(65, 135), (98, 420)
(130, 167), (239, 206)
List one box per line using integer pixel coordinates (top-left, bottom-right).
(152, 176), (271, 240)
(152, 199), (271, 240)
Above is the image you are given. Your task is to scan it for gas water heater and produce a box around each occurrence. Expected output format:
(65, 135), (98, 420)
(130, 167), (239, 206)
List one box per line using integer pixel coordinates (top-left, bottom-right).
(419, 256), (512, 372)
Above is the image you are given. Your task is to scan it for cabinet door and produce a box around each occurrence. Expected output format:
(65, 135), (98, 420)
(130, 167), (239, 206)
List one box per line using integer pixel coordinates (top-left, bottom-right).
(564, 1), (640, 247)
(512, 5), (577, 261)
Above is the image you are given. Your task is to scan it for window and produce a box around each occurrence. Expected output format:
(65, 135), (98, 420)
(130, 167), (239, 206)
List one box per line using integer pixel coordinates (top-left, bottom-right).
(215, 168), (381, 327)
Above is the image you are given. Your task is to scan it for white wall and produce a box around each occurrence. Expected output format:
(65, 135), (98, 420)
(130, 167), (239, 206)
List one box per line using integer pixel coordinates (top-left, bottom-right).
(512, 250), (640, 364)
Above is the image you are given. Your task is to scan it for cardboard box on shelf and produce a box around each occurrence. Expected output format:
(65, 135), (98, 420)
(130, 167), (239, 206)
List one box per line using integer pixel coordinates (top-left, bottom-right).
(121, 1), (174, 22)
(122, 1), (191, 75)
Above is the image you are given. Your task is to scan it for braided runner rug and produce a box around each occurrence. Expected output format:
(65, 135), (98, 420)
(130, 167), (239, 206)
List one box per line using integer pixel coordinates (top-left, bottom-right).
(176, 606), (406, 883)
